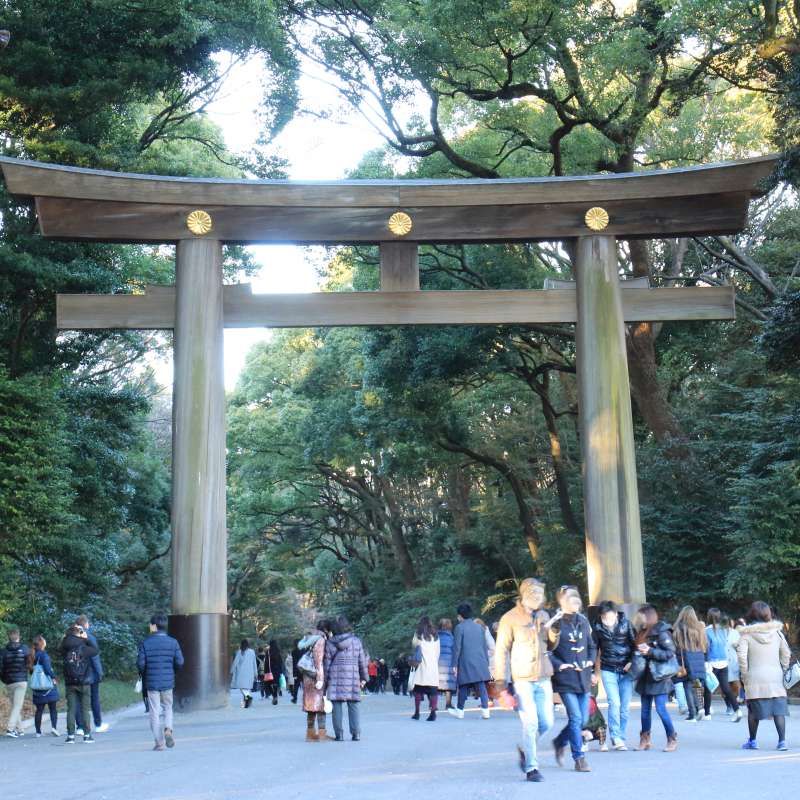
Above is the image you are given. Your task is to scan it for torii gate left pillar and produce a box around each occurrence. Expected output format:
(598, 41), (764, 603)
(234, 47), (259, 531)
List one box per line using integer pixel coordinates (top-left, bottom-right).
(168, 239), (228, 711)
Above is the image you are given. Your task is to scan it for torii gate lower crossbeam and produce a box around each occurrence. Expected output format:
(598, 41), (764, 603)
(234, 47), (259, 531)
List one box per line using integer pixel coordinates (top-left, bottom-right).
(0, 155), (774, 710)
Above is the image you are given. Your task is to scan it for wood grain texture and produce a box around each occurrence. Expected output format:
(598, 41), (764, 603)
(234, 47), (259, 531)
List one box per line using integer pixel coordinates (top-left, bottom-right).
(56, 285), (735, 329)
(1, 154), (776, 207)
(34, 192), (751, 243)
(380, 242), (419, 290)
(575, 235), (646, 607)
(171, 239), (227, 616)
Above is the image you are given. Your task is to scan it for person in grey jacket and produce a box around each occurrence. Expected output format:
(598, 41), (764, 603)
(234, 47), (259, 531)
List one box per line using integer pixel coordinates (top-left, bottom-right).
(449, 602), (492, 720)
(231, 639), (259, 709)
(324, 616), (368, 741)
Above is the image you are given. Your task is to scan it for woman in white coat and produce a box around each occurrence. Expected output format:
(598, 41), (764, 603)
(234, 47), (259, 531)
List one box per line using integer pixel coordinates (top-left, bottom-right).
(411, 616), (441, 721)
(230, 639), (259, 708)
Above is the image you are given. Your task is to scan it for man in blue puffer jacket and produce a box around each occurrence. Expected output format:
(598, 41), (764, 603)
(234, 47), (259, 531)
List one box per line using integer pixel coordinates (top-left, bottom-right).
(137, 614), (184, 751)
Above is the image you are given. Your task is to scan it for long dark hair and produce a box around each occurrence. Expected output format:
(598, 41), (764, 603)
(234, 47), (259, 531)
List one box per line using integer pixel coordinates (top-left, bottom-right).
(268, 639), (282, 664)
(416, 615), (438, 641)
(706, 607), (722, 630)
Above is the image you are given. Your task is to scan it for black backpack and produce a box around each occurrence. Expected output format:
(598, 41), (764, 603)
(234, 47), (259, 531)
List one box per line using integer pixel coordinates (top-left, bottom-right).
(64, 644), (90, 683)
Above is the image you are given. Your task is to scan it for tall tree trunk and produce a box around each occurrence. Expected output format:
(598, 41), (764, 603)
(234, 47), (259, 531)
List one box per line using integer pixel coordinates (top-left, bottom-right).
(379, 481), (418, 589)
(446, 465), (472, 538)
(438, 438), (541, 567)
(625, 239), (686, 445)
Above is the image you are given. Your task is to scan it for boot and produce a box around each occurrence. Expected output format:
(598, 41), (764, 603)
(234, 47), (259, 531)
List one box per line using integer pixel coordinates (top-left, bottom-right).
(553, 740), (566, 767)
(636, 732), (652, 751)
(574, 757), (591, 772)
(664, 733), (678, 752)
(305, 728), (317, 742)
(317, 726), (333, 741)
(427, 710), (436, 722)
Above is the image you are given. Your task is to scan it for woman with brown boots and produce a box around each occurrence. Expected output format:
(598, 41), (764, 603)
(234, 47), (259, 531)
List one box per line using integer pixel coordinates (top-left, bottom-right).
(298, 622), (330, 741)
(634, 604), (679, 753)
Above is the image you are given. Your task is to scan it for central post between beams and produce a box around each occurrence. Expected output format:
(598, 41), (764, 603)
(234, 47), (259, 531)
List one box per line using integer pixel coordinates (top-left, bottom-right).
(168, 237), (229, 711)
(574, 235), (646, 611)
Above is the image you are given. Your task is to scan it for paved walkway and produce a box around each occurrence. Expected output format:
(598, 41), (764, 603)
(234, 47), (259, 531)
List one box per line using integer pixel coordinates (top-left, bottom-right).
(2, 693), (796, 799)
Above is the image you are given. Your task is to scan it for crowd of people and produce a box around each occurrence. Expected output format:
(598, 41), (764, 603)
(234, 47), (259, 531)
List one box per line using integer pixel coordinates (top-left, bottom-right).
(1, 583), (795, 778)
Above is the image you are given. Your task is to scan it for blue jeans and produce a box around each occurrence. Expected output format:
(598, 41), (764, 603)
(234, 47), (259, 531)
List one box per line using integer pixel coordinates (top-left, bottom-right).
(640, 693), (675, 738)
(554, 691), (590, 761)
(601, 670), (633, 745)
(515, 678), (554, 772)
(457, 681), (489, 709)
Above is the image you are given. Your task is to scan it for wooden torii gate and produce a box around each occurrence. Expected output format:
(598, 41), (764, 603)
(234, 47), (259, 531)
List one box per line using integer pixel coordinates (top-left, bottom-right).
(0, 155), (774, 710)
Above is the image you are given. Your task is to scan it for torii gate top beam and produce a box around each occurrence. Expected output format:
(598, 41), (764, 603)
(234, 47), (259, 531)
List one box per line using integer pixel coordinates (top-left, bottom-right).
(0, 155), (776, 245)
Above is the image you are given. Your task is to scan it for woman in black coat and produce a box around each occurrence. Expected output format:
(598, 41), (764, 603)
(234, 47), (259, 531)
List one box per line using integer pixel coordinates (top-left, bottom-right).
(262, 640), (283, 705)
(550, 586), (597, 773)
(634, 605), (678, 752)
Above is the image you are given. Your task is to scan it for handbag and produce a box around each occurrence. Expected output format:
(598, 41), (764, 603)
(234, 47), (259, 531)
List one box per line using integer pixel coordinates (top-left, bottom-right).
(629, 651), (647, 681)
(30, 663), (54, 692)
(648, 653), (680, 682)
(407, 666), (417, 692)
(675, 651), (687, 680)
(297, 649), (317, 678)
(263, 651), (274, 683)
(783, 661), (800, 691)
(279, 673), (287, 691)
(704, 667), (720, 693)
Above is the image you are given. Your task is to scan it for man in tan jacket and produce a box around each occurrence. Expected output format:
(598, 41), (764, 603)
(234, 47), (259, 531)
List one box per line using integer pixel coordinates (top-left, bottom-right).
(495, 578), (557, 782)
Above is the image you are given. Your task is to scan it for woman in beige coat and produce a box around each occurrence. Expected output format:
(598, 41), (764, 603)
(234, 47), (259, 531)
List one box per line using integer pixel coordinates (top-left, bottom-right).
(737, 601), (791, 751)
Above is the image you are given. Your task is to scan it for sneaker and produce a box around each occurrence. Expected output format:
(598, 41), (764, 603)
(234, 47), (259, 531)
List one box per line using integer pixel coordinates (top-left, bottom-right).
(15, 730), (24, 737)
(51, 730), (60, 737)
(35, 732), (42, 738)
(65, 735), (75, 744)
(448, 708), (464, 719)
(741, 739), (758, 750)
(83, 735), (95, 743)
(695, 710), (705, 721)
(76, 728), (85, 736)
(600, 742), (609, 752)
(481, 708), (491, 719)
(5, 730), (18, 738)
(526, 769), (544, 782)
(164, 728), (175, 748)
(685, 717), (697, 724)
(777, 741), (788, 751)
(612, 739), (627, 751)
(705, 709), (712, 717)
(732, 709), (742, 723)
(153, 743), (166, 751)
(96, 723), (110, 733)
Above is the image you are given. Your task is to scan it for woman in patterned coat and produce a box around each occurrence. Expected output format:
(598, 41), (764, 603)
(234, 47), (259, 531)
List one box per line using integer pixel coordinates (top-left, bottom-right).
(299, 624), (329, 741)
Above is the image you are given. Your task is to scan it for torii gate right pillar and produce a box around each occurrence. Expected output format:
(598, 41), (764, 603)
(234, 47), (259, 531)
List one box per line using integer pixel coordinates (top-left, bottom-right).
(575, 235), (646, 611)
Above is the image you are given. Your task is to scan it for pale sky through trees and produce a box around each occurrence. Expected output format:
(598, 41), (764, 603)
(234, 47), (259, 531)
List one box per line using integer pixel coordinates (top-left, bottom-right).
(153, 55), (386, 390)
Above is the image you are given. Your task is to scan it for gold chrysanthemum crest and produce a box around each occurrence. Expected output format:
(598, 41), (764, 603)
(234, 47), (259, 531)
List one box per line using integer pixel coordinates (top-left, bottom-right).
(186, 209), (213, 235)
(584, 206), (610, 231)
(387, 211), (413, 236)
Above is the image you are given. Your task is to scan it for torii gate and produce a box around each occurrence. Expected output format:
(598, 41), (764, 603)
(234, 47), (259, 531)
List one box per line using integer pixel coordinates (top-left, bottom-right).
(0, 155), (774, 710)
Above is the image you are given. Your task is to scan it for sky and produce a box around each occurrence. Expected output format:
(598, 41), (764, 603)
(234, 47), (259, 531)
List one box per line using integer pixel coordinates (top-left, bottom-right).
(152, 55), (387, 390)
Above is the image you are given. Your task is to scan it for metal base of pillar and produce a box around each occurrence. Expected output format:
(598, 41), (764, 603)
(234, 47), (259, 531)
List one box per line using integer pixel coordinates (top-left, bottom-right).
(168, 613), (229, 712)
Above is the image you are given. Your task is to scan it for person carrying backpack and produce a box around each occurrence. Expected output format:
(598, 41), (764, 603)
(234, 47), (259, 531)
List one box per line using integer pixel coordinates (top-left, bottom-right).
(60, 623), (99, 743)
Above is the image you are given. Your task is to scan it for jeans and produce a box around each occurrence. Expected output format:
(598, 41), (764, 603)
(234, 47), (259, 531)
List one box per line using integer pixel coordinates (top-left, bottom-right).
(332, 700), (361, 737)
(66, 685), (93, 736)
(457, 681), (489, 709)
(147, 689), (174, 746)
(704, 666), (739, 713)
(640, 693), (675, 738)
(5, 681), (27, 732)
(515, 678), (554, 772)
(601, 670), (633, 745)
(554, 692), (590, 761)
(74, 681), (102, 728)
